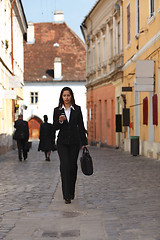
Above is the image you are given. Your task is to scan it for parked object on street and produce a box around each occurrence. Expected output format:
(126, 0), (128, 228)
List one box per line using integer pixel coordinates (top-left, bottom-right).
(130, 136), (139, 156)
(80, 147), (93, 176)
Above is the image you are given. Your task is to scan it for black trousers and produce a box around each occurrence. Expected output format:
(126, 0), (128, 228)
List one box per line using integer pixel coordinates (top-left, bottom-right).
(57, 144), (80, 200)
(17, 139), (28, 160)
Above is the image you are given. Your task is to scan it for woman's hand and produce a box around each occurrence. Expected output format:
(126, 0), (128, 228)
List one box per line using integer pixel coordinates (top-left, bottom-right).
(59, 114), (66, 123)
(82, 145), (88, 149)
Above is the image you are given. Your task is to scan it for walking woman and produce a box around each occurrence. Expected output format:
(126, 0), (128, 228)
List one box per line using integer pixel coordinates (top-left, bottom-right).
(53, 87), (88, 204)
(38, 115), (55, 161)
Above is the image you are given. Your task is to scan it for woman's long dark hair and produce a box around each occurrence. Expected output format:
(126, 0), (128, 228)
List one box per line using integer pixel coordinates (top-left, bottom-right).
(58, 87), (76, 108)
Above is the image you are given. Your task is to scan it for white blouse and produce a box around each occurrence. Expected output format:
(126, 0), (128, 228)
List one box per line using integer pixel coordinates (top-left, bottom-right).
(62, 105), (75, 122)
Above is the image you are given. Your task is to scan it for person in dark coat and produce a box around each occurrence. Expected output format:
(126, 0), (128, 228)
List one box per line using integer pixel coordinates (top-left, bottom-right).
(38, 115), (55, 161)
(53, 87), (88, 204)
(14, 114), (29, 161)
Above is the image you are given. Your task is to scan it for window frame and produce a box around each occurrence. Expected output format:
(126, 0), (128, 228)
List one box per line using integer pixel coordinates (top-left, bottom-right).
(149, 0), (155, 18)
(30, 92), (39, 105)
(136, 0), (140, 35)
(127, 2), (131, 45)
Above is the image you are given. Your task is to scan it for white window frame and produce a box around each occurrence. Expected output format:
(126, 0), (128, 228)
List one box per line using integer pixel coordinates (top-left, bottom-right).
(30, 92), (38, 105)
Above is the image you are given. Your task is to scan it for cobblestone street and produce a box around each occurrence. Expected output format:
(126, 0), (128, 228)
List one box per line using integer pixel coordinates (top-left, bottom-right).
(0, 141), (160, 239)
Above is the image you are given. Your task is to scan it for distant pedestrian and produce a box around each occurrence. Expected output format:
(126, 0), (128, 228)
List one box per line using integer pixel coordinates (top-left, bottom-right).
(53, 87), (88, 204)
(38, 115), (56, 161)
(14, 114), (29, 161)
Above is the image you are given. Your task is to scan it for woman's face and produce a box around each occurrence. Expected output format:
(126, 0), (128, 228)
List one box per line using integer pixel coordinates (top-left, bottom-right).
(62, 90), (72, 105)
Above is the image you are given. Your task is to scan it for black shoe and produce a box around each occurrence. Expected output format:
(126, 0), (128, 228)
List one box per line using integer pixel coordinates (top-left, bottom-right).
(24, 157), (27, 160)
(65, 199), (71, 204)
(70, 195), (74, 200)
(46, 157), (50, 161)
(19, 158), (22, 161)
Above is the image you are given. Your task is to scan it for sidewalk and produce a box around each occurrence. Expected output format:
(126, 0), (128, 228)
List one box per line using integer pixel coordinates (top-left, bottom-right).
(0, 141), (160, 239)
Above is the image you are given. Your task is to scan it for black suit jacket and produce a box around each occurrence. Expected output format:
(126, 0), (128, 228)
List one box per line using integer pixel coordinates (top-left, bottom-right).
(53, 105), (88, 146)
(14, 119), (29, 141)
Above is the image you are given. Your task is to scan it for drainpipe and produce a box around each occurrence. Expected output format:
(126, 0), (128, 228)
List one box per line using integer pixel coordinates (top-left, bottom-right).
(11, 0), (16, 75)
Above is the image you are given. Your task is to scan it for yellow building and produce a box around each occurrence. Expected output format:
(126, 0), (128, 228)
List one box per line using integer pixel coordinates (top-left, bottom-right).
(123, 0), (160, 159)
(0, 0), (27, 154)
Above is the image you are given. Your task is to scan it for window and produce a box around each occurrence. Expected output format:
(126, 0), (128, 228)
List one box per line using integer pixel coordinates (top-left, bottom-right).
(97, 40), (101, 69)
(92, 45), (96, 71)
(143, 97), (148, 125)
(127, 3), (131, 44)
(117, 21), (121, 55)
(110, 28), (113, 58)
(88, 49), (91, 72)
(136, 0), (140, 34)
(30, 92), (38, 104)
(103, 35), (106, 65)
(149, 0), (154, 18)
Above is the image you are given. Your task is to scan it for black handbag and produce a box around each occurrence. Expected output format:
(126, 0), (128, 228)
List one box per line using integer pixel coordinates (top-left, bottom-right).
(80, 147), (93, 176)
(25, 141), (32, 152)
(13, 131), (17, 140)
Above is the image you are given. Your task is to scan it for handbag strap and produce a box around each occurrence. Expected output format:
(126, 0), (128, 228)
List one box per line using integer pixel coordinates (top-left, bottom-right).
(83, 146), (89, 154)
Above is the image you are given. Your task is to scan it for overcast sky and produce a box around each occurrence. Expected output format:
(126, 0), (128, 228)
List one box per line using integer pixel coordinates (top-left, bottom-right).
(21, 0), (97, 40)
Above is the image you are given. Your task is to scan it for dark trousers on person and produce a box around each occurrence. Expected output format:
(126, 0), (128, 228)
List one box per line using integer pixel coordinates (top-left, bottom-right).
(17, 139), (27, 161)
(57, 144), (80, 200)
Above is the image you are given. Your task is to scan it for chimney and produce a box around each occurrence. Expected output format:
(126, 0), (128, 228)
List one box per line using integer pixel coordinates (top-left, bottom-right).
(54, 57), (62, 79)
(27, 22), (35, 44)
(54, 10), (64, 23)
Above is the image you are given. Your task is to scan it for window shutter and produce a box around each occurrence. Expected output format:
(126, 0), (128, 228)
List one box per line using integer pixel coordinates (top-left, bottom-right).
(152, 94), (158, 125)
(143, 97), (148, 125)
(116, 114), (122, 132)
(123, 108), (130, 126)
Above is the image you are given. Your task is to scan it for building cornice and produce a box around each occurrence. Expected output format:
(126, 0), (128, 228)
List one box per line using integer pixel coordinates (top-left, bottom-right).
(86, 67), (123, 89)
(123, 31), (160, 70)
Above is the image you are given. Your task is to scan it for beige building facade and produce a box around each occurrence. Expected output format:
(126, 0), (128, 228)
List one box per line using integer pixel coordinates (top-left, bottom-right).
(81, 0), (124, 147)
(0, 0), (27, 154)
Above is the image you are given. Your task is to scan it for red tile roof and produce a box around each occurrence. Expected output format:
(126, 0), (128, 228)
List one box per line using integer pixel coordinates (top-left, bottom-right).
(24, 22), (86, 82)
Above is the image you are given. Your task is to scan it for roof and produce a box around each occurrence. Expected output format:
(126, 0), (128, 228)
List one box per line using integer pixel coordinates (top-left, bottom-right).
(82, 0), (101, 25)
(24, 22), (86, 82)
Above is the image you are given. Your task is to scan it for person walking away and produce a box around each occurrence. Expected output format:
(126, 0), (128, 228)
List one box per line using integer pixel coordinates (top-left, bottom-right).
(14, 114), (29, 161)
(38, 115), (55, 161)
(53, 87), (88, 204)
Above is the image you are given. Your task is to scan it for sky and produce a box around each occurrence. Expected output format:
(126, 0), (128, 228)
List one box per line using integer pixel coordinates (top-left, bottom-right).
(21, 0), (97, 40)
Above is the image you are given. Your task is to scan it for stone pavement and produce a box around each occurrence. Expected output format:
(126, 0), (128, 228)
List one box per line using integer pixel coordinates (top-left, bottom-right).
(0, 141), (160, 240)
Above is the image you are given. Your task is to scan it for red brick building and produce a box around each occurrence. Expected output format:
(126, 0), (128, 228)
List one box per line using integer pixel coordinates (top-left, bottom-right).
(23, 11), (87, 139)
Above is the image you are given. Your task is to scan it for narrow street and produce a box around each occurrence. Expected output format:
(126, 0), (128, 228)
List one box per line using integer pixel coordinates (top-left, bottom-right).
(0, 141), (160, 240)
